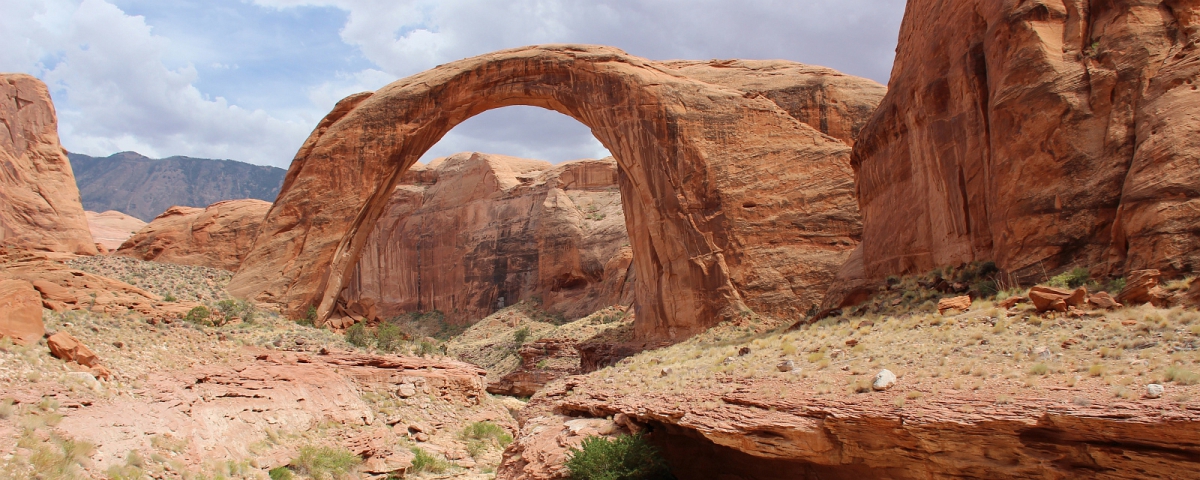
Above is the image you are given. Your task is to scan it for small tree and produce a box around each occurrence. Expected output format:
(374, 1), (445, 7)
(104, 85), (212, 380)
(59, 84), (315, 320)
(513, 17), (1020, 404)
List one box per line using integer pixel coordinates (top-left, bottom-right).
(565, 434), (674, 480)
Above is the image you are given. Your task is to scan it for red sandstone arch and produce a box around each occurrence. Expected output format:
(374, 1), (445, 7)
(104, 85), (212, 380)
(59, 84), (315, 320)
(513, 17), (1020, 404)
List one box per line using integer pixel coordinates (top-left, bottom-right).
(229, 45), (878, 342)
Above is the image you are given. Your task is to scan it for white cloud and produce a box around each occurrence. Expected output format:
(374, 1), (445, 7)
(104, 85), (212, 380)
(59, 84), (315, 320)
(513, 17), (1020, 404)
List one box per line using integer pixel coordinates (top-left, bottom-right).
(1, 0), (312, 166)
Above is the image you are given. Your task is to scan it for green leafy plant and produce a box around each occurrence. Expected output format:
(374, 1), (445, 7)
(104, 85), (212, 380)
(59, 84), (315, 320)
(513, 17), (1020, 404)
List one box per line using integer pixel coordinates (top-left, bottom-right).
(1047, 267), (1090, 289)
(163, 293), (177, 302)
(185, 306), (212, 325)
(269, 466), (295, 480)
(375, 322), (404, 353)
(410, 447), (449, 474)
(565, 434), (674, 480)
(513, 326), (531, 345)
(345, 322), (370, 348)
(459, 421), (513, 458)
(298, 306), (318, 327)
(289, 445), (360, 480)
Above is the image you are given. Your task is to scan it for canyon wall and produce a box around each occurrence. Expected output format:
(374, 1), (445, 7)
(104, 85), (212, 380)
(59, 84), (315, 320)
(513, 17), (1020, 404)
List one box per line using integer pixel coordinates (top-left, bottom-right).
(337, 153), (635, 324)
(0, 74), (96, 255)
(839, 0), (1200, 307)
(230, 45), (883, 342)
(115, 199), (271, 271)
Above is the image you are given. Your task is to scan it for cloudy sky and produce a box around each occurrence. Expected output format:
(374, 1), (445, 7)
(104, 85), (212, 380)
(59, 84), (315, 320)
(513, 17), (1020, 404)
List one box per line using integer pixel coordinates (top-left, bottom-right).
(1, 0), (906, 167)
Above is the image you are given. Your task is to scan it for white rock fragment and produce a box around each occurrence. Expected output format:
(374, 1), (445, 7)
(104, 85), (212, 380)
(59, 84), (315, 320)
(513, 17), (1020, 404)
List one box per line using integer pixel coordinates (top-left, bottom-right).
(1146, 384), (1164, 399)
(776, 360), (795, 372)
(873, 369), (897, 391)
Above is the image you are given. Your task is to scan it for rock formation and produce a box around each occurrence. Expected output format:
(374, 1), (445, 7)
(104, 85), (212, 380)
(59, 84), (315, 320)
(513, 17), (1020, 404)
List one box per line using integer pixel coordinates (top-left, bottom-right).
(70, 151), (287, 222)
(338, 153), (634, 324)
(0, 74), (96, 255)
(0, 278), (44, 345)
(839, 0), (1200, 307)
(230, 45), (882, 342)
(116, 200), (270, 271)
(86, 210), (147, 252)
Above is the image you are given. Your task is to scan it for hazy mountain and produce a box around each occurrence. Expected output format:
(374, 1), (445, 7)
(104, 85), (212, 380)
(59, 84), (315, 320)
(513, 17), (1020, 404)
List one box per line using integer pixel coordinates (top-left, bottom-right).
(69, 152), (287, 222)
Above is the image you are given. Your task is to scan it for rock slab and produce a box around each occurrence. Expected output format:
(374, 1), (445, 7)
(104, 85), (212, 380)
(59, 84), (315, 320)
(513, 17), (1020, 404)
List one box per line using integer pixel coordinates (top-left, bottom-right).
(116, 200), (271, 271)
(0, 278), (44, 345)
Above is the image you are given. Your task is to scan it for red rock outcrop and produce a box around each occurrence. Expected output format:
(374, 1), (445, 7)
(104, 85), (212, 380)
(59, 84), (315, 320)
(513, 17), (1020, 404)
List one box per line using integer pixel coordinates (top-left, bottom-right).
(500, 377), (1200, 480)
(338, 154), (634, 324)
(0, 74), (96, 255)
(840, 0), (1200, 306)
(486, 338), (581, 397)
(0, 278), (44, 345)
(230, 45), (882, 342)
(86, 210), (147, 252)
(116, 199), (270, 271)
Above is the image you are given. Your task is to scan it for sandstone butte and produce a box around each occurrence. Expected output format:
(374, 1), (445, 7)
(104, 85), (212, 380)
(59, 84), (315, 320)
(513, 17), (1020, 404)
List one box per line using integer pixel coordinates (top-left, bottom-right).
(86, 210), (147, 253)
(828, 0), (1200, 308)
(115, 199), (272, 272)
(0, 74), (96, 255)
(229, 45), (885, 343)
(337, 153), (634, 326)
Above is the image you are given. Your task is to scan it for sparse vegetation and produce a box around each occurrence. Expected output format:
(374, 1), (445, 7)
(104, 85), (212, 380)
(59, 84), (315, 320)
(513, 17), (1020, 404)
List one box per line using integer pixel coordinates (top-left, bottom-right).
(460, 421), (513, 459)
(289, 445), (361, 480)
(514, 326), (532, 345)
(410, 446), (450, 474)
(185, 305), (212, 325)
(564, 434), (674, 480)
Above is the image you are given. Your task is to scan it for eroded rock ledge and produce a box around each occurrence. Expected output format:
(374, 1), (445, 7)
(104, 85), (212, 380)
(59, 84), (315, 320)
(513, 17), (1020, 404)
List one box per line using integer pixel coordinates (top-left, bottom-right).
(500, 378), (1200, 479)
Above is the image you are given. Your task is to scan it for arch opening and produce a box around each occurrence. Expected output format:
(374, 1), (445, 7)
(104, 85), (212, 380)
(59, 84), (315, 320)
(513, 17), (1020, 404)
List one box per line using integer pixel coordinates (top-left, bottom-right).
(229, 45), (875, 343)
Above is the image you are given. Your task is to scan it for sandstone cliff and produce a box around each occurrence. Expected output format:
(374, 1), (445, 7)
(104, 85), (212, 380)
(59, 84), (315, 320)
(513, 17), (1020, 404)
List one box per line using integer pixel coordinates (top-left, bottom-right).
(338, 153), (634, 325)
(0, 74), (96, 255)
(86, 210), (147, 252)
(230, 45), (882, 342)
(115, 200), (270, 271)
(839, 0), (1200, 307)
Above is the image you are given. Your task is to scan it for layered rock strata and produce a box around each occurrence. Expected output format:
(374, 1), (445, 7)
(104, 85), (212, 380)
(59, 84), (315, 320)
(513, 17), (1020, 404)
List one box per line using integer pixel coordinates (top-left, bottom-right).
(0, 74), (96, 255)
(0, 279), (44, 345)
(839, 0), (1200, 308)
(86, 210), (147, 252)
(116, 200), (270, 271)
(338, 154), (634, 324)
(230, 45), (882, 342)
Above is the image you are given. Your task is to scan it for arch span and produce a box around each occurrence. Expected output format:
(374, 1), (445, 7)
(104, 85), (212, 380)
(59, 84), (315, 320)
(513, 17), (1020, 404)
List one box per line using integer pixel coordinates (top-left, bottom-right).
(229, 45), (881, 342)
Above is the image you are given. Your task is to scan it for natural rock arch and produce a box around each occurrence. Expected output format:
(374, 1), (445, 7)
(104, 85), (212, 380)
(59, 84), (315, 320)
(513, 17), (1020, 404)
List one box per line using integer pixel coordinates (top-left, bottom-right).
(229, 45), (880, 342)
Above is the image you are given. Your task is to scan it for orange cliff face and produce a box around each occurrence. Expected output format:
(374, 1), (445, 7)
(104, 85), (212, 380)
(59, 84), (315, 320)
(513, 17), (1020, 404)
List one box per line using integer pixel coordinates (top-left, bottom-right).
(228, 45), (884, 342)
(829, 0), (1200, 308)
(0, 74), (97, 255)
(115, 200), (272, 272)
(336, 153), (635, 326)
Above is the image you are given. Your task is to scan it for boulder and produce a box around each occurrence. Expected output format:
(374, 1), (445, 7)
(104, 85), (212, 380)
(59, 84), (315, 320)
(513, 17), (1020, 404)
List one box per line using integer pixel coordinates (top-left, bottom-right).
(0, 74), (96, 255)
(46, 331), (101, 368)
(116, 199), (270, 271)
(0, 279), (44, 345)
(1028, 286), (1088, 313)
(1117, 270), (1163, 306)
(85, 210), (147, 252)
(229, 45), (882, 343)
(872, 369), (897, 391)
(1146, 384), (1165, 399)
(1087, 292), (1123, 310)
(842, 0), (1200, 294)
(937, 296), (971, 315)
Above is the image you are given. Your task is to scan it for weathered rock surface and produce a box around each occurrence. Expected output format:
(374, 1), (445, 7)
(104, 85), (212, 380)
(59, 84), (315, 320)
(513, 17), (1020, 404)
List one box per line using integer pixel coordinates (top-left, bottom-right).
(0, 279), (44, 345)
(86, 210), (147, 252)
(0, 74), (96, 255)
(116, 200), (270, 271)
(487, 338), (581, 397)
(841, 0), (1200, 305)
(231, 45), (881, 342)
(338, 154), (634, 324)
(500, 376), (1200, 480)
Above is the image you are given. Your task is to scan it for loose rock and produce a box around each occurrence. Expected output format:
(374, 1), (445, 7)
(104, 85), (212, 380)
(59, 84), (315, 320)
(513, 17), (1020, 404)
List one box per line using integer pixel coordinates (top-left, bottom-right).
(1146, 384), (1165, 399)
(873, 369), (897, 391)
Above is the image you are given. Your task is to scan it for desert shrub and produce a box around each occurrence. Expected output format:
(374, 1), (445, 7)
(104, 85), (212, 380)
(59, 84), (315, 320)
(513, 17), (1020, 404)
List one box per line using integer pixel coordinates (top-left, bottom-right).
(163, 293), (177, 302)
(289, 445), (360, 480)
(1047, 267), (1090, 289)
(269, 466), (294, 480)
(460, 421), (512, 459)
(216, 299), (257, 323)
(417, 339), (438, 357)
(345, 323), (370, 348)
(513, 326), (531, 345)
(410, 447), (449, 474)
(1165, 366), (1200, 385)
(565, 434), (674, 480)
(298, 306), (318, 327)
(375, 322), (404, 353)
(1029, 363), (1049, 375)
(185, 306), (212, 325)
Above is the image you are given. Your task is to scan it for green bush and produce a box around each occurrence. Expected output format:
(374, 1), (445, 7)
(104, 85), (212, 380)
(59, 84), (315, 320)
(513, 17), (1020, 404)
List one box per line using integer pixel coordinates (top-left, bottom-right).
(565, 434), (674, 480)
(375, 322), (404, 353)
(417, 339), (438, 357)
(268, 466), (294, 480)
(216, 299), (257, 323)
(1048, 267), (1090, 289)
(290, 445), (360, 480)
(163, 293), (177, 302)
(298, 306), (318, 327)
(459, 421), (513, 458)
(345, 323), (370, 348)
(513, 326), (531, 345)
(184, 306), (211, 325)
(410, 447), (449, 474)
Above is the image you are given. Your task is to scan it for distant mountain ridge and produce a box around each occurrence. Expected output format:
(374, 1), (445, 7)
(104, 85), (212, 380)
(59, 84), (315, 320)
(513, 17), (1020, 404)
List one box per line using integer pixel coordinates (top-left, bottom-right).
(69, 152), (287, 222)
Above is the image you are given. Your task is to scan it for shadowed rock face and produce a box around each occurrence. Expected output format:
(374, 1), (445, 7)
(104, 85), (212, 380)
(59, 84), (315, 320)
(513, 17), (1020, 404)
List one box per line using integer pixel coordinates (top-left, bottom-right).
(841, 0), (1200, 305)
(229, 44), (882, 343)
(338, 153), (634, 324)
(0, 74), (96, 255)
